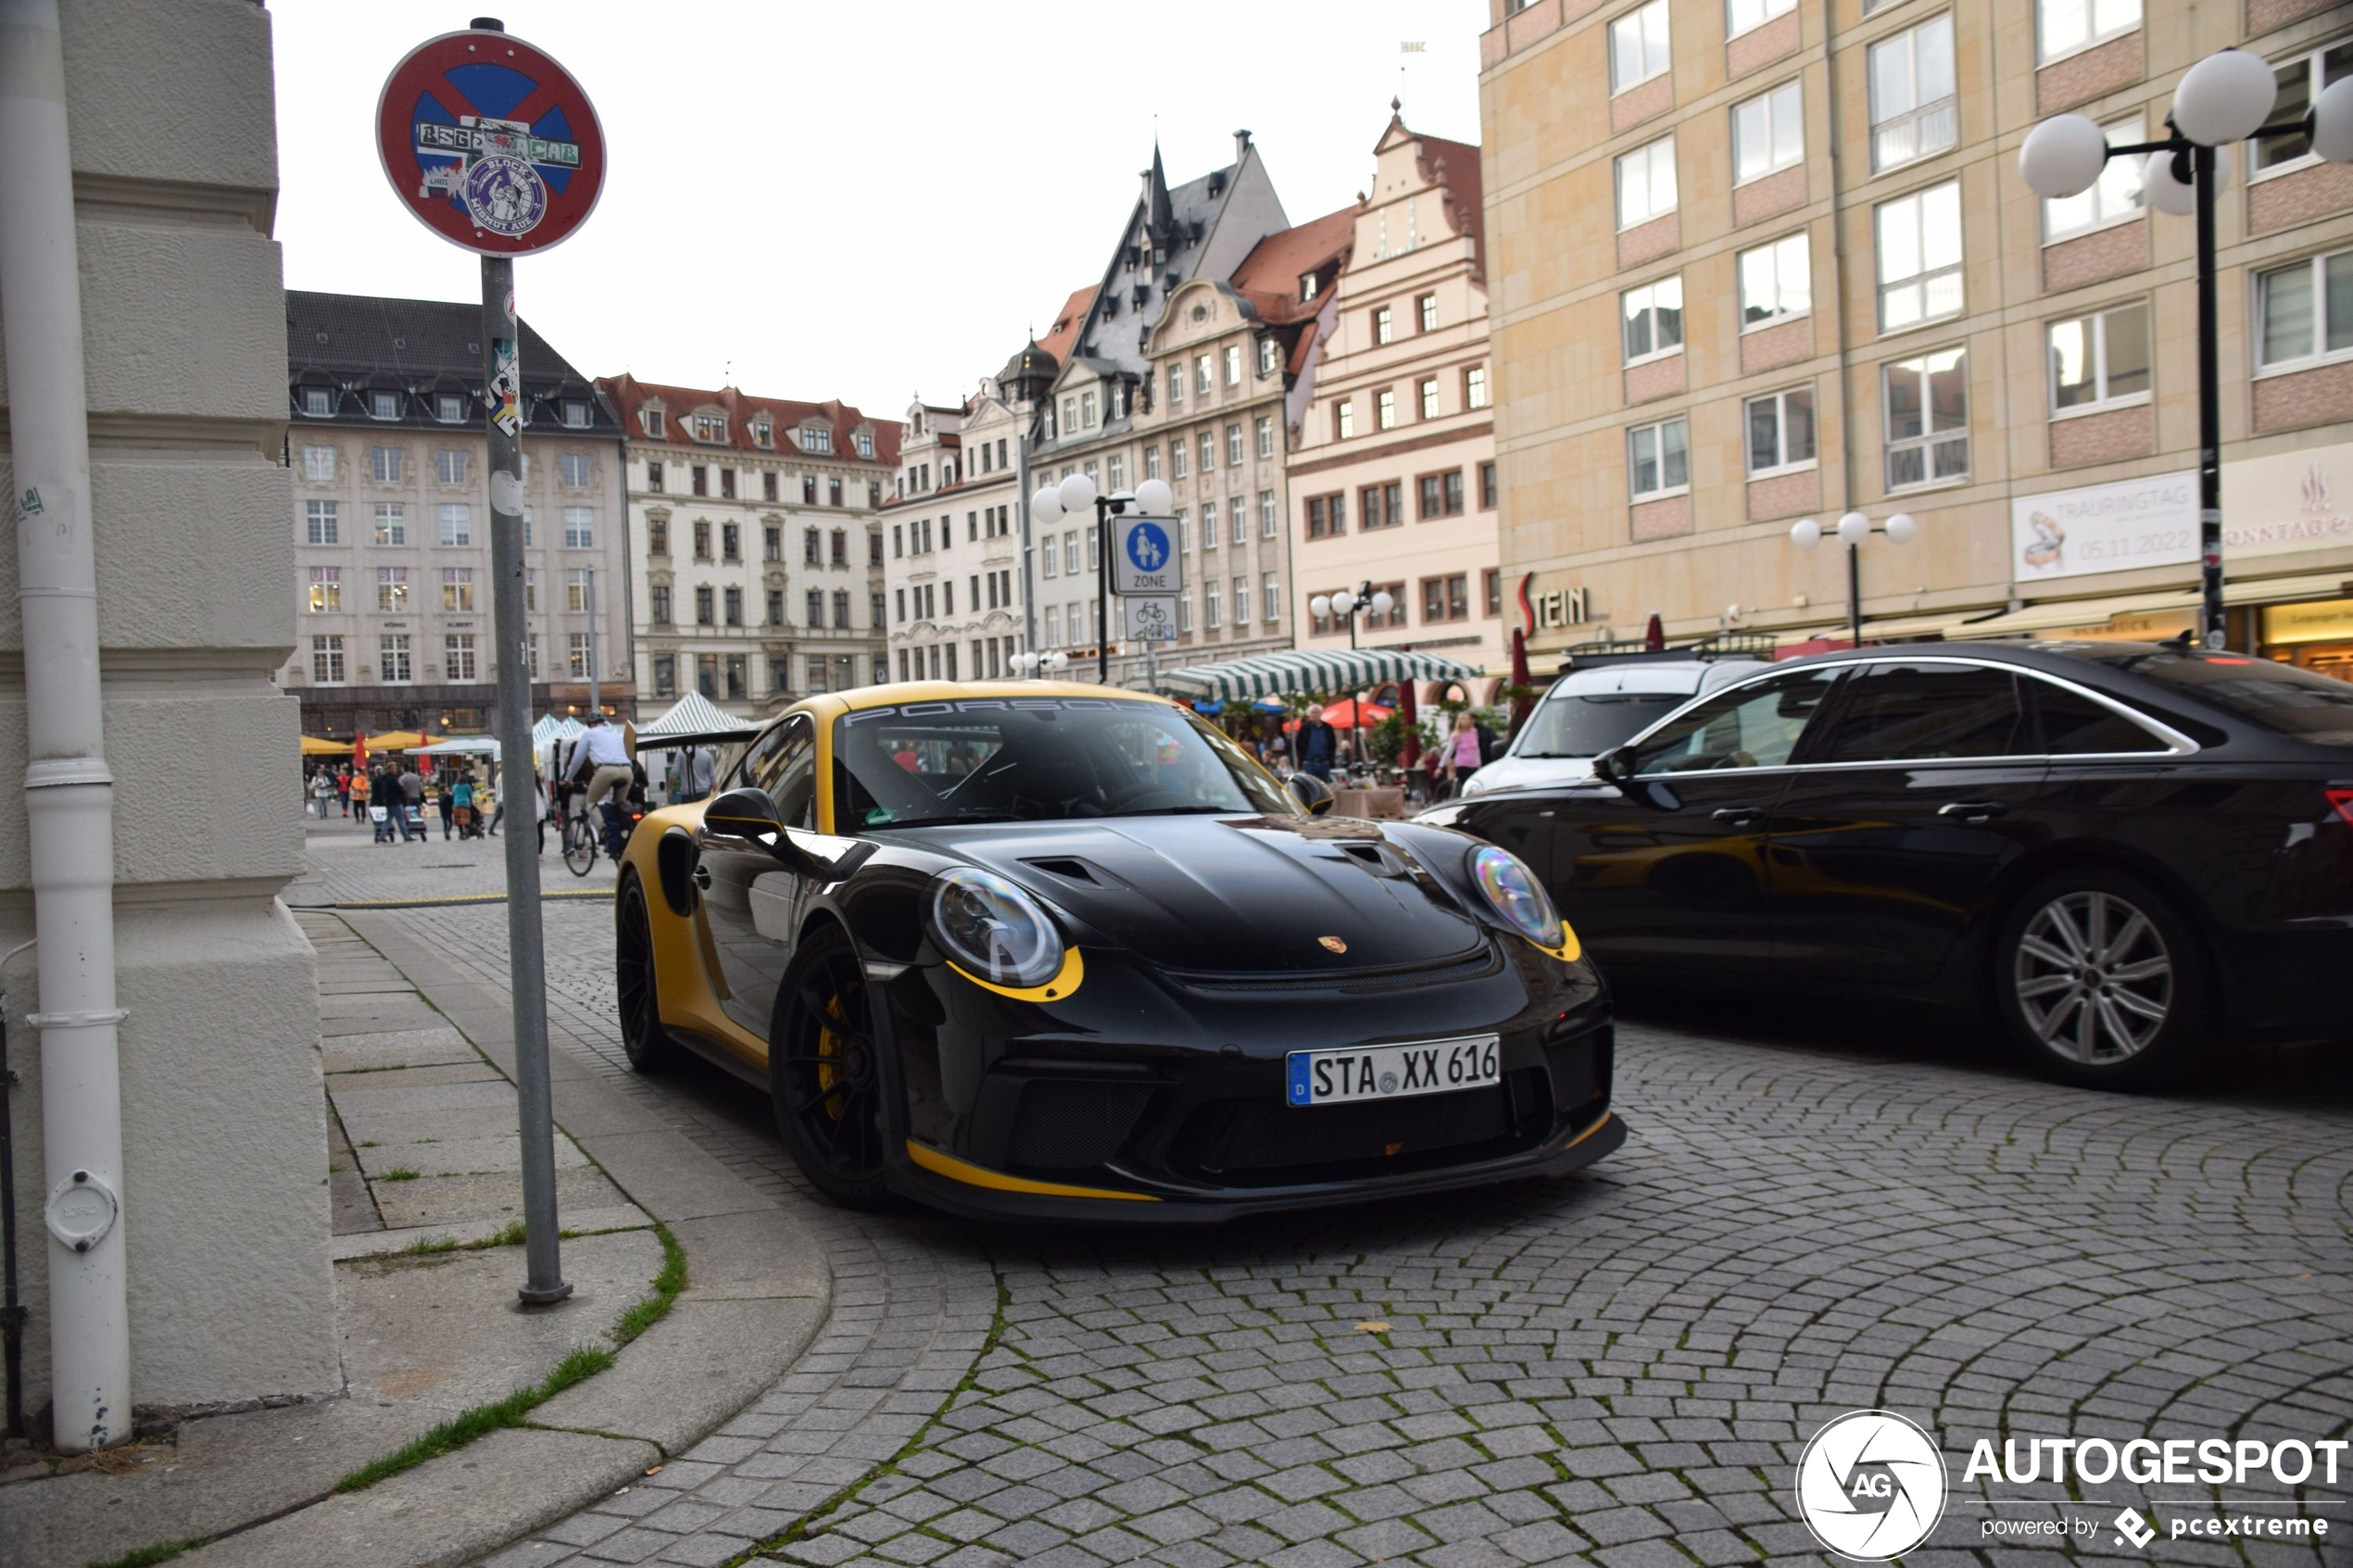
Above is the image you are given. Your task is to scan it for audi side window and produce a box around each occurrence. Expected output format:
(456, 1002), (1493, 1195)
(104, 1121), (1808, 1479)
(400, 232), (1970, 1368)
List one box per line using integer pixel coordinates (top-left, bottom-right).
(1628, 669), (1840, 775)
(1812, 663), (2027, 763)
(2030, 679), (2169, 755)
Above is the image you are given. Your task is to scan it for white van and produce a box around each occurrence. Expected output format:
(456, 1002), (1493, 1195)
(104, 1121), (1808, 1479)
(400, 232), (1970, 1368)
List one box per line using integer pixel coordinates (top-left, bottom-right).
(1460, 654), (1768, 797)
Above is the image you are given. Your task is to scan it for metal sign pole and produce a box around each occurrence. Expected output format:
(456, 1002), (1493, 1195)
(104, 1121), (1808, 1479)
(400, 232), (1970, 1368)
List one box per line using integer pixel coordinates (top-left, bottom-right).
(482, 256), (570, 1306)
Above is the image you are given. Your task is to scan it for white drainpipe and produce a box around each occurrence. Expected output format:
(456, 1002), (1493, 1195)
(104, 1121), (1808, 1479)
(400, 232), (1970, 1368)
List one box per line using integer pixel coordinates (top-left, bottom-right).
(0, 0), (132, 1450)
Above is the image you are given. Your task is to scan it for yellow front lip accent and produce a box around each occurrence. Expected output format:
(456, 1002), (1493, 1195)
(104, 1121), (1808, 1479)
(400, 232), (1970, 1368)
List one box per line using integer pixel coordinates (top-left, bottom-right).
(1526, 923), (1583, 964)
(904, 1139), (1159, 1201)
(945, 945), (1084, 1002)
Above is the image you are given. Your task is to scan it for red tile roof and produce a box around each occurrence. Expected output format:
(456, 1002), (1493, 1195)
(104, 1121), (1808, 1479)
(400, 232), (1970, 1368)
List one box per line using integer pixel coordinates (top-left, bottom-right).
(1230, 204), (1359, 326)
(595, 373), (900, 467)
(1416, 132), (1485, 278)
(1038, 286), (1096, 364)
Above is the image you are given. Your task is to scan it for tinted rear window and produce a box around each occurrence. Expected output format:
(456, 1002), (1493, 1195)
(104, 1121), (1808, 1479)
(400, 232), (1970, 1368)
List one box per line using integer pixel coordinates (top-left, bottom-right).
(1514, 691), (1687, 758)
(2114, 653), (2353, 746)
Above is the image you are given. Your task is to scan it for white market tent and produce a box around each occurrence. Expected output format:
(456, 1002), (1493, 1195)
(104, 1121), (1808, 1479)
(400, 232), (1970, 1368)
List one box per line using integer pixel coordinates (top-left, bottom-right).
(637, 690), (755, 738)
(1152, 647), (1483, 704)
(414, 736), (500, 759)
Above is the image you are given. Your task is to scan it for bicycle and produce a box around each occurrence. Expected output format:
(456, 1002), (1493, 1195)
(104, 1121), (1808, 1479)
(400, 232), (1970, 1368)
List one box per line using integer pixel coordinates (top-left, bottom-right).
(560, 798), (599, 877)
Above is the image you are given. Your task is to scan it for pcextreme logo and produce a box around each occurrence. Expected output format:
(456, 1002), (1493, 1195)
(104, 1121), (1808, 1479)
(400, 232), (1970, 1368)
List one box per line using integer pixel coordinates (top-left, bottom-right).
(1794, 1410), (1948, 1561)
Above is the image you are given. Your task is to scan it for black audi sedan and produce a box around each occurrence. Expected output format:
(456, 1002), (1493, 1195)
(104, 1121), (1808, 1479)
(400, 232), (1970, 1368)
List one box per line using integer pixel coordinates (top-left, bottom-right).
(1426, 641), (2353, 1089)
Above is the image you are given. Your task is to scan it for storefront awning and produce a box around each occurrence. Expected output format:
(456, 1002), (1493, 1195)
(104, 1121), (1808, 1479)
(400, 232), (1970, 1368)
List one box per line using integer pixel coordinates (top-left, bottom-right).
(1151, 647), (1483, 703)
(1947, 572), (2353, 641)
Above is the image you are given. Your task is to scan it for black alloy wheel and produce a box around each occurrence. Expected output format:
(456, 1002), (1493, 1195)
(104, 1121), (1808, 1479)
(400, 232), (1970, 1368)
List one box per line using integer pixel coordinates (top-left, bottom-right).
(1993, 866), (2209, 1091)
(769, 927), (891, 1208)
(615, 876), (677, 1073)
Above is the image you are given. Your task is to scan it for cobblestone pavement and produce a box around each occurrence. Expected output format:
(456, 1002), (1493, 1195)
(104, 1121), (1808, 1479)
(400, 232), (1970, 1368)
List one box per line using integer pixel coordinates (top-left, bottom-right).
(291, 811), (618, 906)
(345, 889), (2353, 1568)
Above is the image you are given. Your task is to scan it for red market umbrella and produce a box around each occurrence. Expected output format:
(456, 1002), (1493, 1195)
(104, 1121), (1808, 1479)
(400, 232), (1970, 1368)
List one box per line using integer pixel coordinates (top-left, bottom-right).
(1507, 628), (1533, 743)
(351, 730), (369, 772)
(1399, 681), (1422, 770)
(1322, 698), (1391, 730)
(1643, 612), (1667, 651)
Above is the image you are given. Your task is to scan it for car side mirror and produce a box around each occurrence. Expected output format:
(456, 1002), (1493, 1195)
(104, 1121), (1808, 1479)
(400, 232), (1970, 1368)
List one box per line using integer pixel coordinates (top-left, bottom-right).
(701, 786), (875, 882)
(1288, 772), (1337, 816)
(1592, 746), (1633, 784)
(704, 785), (782, 838)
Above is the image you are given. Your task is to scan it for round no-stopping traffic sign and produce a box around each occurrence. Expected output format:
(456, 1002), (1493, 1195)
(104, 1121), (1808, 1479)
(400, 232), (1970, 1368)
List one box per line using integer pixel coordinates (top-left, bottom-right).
(376, 28), (605, 256)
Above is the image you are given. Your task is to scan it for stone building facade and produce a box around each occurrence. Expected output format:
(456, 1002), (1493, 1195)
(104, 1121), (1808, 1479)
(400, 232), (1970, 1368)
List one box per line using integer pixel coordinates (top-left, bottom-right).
(1479, 0), (2353, 671)
(882, 388), (1026, 684)
(598, 377), (895, 715)
(283, 293), (634, 734)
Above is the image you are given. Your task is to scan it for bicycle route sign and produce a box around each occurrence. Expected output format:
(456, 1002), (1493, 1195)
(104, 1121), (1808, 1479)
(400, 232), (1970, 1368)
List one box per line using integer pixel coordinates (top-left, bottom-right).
(376, 29), (607, 256)
(1113, 515), (1183, 596)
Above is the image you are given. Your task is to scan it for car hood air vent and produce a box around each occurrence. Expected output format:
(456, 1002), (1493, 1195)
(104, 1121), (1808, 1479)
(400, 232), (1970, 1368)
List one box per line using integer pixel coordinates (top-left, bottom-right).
(1024, 857), (1099, 885)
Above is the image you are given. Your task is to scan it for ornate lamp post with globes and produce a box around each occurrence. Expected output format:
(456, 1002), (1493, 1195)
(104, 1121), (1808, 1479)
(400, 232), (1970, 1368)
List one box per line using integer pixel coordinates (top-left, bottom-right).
(2019, 48), (2353, 650)
(1308, 582), (1396, 770)
(1789, 510), (1916, 646)
(1029, 471), (1175, 684)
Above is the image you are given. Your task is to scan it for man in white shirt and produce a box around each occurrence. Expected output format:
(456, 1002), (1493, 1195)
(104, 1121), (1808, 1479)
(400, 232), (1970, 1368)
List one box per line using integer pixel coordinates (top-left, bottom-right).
(564, 714), (635, 854)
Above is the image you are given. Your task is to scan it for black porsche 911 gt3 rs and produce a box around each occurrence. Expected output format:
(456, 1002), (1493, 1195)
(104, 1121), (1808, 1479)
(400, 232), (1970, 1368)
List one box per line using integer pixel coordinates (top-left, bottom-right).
(614, 682), (1622, 1222)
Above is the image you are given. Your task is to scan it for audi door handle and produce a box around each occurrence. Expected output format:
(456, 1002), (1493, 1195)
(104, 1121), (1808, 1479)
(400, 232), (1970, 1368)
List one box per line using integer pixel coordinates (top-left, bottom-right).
(1938, 800), (2007, 822)
(1711, 807), (1763, 828)
(691, 864), (712, 889)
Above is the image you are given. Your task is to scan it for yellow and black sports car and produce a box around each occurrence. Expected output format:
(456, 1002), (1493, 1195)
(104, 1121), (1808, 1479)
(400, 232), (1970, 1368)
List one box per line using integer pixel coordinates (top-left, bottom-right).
(615, 681), (1622, 1222)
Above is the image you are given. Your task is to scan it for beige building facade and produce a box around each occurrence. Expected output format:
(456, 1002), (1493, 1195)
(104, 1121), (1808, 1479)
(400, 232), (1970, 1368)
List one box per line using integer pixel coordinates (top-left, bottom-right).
(1289, 109), (1506, 689)
(1480, 0), (2353, 674)
(883, 389), (1024, 683)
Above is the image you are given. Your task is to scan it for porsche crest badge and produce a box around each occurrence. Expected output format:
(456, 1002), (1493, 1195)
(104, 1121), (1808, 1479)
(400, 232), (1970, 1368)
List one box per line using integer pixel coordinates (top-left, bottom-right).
(1318, 935), (1348, 954)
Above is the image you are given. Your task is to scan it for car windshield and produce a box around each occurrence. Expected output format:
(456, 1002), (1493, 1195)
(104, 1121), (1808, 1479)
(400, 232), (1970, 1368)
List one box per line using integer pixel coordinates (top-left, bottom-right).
(1514, 690), (1687, 758)
(2096, 649), (2353, 746)
(831, 697), (1301, 829)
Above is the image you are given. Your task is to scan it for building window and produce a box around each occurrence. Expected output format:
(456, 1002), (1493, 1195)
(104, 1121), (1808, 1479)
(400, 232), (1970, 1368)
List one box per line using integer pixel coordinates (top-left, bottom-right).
(653, 654), (676, 697)
(1224, 345), (1242, 385)
(648, 517), (668, 556)
(444, 633), (478, 682)
(1143, 444), (1162, 482)
(561, 401), (590, 429)
(647, 459), (663, 492)
(1170, 439), (1188, 481)
(1885, 348), (1969, 491)
(1255, 416), (1274, 458)
(1484, 569), (1503, 617)
(1227, 423), (1244, 465)
(525, 568), (540, 611)
(1617, 137), (1679, 229)
(302, 387), (333, 418)
(832, 589), (851, 629)
(1869, 15), (1957, 172)
(1876, 182), (1962, 332)
(1740, 233), (1813, 329)
(305, 499), (339, 546)
(306, 565), (340, 612)
(830, 528), (848, 567)
(1628, 416), (1692, 500)
(696, 654), (717, 696)
(430, 502), (470, 546)
(1195, 354), (1214, 395)
(1745, 387), (1818, 476)
(1733, 82), (1804, 184)
(1079, 390), (1097, 430)
(370, 445), (402, 483)
(719, 468), (736, 500)
(521, 507), (533, 547)
(1335, 400), (1356, 441)
(2044, 118), (2145, 240)
(651, 584), (672, 625)
(1374, 305), (1394, 345)
(696, 585), (715, 625)
(2038, 0), (2138, 63)
(1416, 294), (1439, 333)
(560, 452), (593, 488)
(641, 408), (666, 438)
(803, 528), (821, 567)
(380, 634), (412, 683)
(310, 634), (345, 684)
(720, 521), (740, 562)
(376, 566), (409, 612)
(2256, 250), (2353, 371)
(1465, 366), (1491, 409)
(434, 448), (468, 485)
(1203, 583), (1220, 631)
(1422, 574), (1471, 623)
(1229, 495), (1247, 544)
(1263, 572), (1281, 622)
(691, 466), (708, 496)
(805, 589), (823, 625)
(828, 477), (844, 507)
(1418, 379), (1441, 420)
(562, 506), (593, 548)
(1259, 490), (1277, 536)
(1306, 494), (1346, 539)
(768, 525), (784, 561)
(1728, 0), (1796, 38)
(370, 390), (399, 420)
(1609, 0), (1671, 92)
(301, 444), (336, 481)
(856, 430), (875, 458)
(1417, 470), (1467, 519)
(1480, 461), (1498, 509)
(760, 470), (778, 504)
(1361, 482), (1405, 529)
(1621, 277), (1684, 363)
(1258, 338), (1279, 376)
(568, 633), (592, 677)
(1231, 577), (1250, 627)
(693, 521), (711, 560)
(801, 475), (816, 504)
(2049, 303), (2151, 414)
(724, 586), (743, 625)
(440, 566), (473, 611)
(872, 591), (886, 628)
(2258, 43), (2353, 179)
(1197, 432), (1214, 473)
(1376, 389), (1397, 431)
(724, 655), (747, 700)
(692, 413), (725, 445)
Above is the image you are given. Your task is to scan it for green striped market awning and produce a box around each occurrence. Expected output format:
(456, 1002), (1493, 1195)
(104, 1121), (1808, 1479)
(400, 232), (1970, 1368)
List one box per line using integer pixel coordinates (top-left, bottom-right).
(1151, 647), (1483, 703)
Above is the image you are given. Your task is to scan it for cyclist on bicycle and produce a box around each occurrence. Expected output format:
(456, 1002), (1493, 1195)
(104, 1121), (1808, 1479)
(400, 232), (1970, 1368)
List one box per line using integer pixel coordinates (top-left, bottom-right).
(563, 713), (635, 858)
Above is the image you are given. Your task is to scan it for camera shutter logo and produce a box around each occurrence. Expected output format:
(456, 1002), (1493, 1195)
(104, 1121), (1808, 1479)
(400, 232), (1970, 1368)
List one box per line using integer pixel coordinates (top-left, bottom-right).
(1794, 1410), (1947, 1561)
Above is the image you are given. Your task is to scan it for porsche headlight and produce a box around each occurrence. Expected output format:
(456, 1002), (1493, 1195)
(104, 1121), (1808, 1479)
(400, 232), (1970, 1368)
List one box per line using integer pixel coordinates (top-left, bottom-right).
(927, 869), (1063, 988)
(1468, 846), (1565, 950)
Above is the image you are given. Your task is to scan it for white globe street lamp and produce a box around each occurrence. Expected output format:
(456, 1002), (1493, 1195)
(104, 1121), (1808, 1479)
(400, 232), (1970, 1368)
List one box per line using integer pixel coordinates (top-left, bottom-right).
(1787, 512), (1916, 645)
(1134, 476), (1173, 515)
(2020, 46), (2353, 649)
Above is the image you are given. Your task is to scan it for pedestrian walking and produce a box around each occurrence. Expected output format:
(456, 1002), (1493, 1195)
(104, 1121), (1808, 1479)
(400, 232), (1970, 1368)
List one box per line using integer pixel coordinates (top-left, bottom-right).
(398, 762), (425, 844)
(310, 768), (334, 819)
(434, 773), (458, 839)
(1440, 710), (1483, 799)
(1296, 705), (1337, 782)
(335, 764), (352, 817)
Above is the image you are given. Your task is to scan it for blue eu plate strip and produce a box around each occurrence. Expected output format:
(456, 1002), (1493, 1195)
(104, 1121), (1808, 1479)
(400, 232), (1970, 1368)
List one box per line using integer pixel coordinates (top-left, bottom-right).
(1286, 1053), (1312, 1107)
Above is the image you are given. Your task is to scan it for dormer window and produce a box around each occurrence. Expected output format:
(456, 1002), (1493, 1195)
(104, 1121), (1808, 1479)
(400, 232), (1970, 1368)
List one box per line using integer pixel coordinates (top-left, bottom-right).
(561, 400), (590, 428)
(642, 407), (666, 438)
(799, 425), (833, 453)
(1258, 338), (1279, 376)
(303, 387), (333, 418)
(693, 413), (726, 444)
(855, 430), (874, 458)
(751, 420), (773, 448)
(1299, 271), (1321, 303)
(436, 393), (466, 422)
(370, 390), (399, 420)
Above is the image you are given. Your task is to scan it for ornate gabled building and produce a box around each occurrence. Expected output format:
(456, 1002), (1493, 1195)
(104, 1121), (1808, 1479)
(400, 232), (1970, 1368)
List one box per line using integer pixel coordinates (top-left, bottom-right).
(283, 291), (633, 736)
(598, 375), (895, 716)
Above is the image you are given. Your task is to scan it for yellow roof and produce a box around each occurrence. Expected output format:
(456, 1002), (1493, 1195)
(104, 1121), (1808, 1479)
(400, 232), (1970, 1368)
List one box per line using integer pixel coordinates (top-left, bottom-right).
(299, 734), (352, 756)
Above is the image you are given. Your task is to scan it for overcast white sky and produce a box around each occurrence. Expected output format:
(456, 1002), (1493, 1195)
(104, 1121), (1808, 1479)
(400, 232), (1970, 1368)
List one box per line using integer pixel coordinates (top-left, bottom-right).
(271, 1), (1488, 420)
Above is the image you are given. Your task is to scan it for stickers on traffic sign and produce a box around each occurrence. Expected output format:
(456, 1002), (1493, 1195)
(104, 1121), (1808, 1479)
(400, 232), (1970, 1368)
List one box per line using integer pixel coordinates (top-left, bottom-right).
(488, 338), (521, 435)
(1123, 596), (1178, 642)
(376, 29), (606, 256)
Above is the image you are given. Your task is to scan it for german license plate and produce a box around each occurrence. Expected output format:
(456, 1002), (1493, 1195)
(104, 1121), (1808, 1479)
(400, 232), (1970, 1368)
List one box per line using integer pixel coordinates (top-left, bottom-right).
(1286, 1035), (1501, 1109)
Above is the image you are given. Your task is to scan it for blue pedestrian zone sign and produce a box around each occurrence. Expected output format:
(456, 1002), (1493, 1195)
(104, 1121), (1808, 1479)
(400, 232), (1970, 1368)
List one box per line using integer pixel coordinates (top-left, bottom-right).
(1113, 515), (1183, 595)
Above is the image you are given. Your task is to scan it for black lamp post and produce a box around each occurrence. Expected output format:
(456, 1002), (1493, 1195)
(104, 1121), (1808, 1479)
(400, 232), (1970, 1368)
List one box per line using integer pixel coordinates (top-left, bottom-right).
(1309, 581), (1395, 767)
(2021, 48), (2353, 651)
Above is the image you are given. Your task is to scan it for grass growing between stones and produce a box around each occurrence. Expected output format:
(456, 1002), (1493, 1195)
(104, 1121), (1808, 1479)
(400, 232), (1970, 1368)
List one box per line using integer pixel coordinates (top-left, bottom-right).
(332, 1223), (685, 1494)
(378, 1168), (421, 1182)
(84, 1538), (209, 1568)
